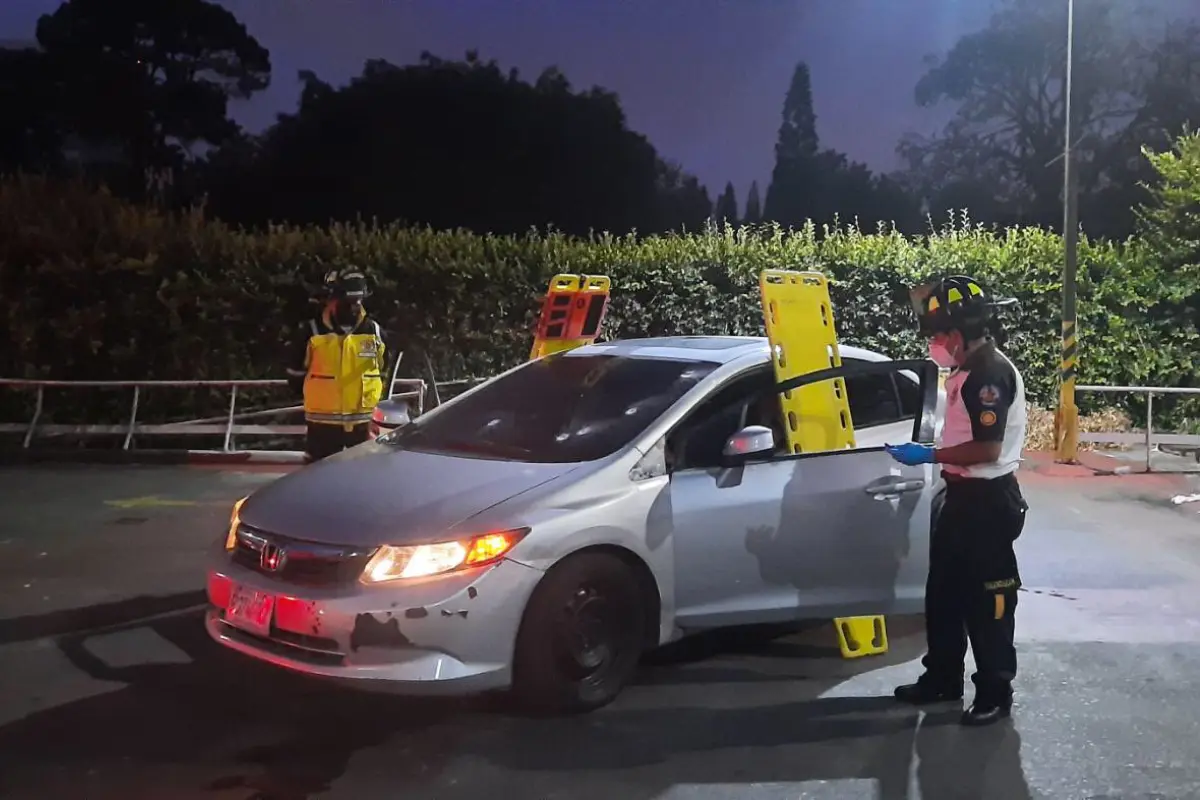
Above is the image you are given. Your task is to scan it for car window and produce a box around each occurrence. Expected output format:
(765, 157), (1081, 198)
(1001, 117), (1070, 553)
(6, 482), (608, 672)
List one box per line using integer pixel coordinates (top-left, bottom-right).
(383, 352), (717, 463)
(762, 357), (938, 453)
(667, 367), (784, 470)
(842, 357), (904, 428)
(894, 371), (922, 419)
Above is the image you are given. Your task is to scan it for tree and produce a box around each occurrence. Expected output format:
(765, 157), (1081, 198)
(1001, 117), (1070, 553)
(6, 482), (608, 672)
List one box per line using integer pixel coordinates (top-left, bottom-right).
(714, 181), (738, 225)
(1129, 128), (1200, 392)
(1137, 128), (1200, 280)
(653, 160), (713, 232)
(0, 48), (65, 175)
(209, 52), (709, 236)
(763, 62), (820, 226)
(763, 60), (920, 232)
(32, 0), (271, 191)
(1089, 22), (1200, 236)
(744, 180), (762, 224)
(899, 0), (1200, 237)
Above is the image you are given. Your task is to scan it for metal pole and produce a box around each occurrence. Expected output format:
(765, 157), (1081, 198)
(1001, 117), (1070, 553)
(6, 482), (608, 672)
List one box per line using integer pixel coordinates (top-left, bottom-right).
(424, 352), (443, 408)
(123, 386), (140, 451)
(1145, 391), (1154, 473)
(223, 385), (238, 453)
(388, 348), (405, 400)
(23, 386), (44, 449)
(1056, 0), (1080, 463)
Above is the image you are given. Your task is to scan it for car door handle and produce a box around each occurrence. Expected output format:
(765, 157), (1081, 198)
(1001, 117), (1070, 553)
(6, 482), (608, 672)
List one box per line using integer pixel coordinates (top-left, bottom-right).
(864, 478), (925, 495)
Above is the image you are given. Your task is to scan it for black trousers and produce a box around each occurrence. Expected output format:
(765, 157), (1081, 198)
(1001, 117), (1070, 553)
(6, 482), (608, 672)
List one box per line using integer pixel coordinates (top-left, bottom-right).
(305, 421), (369, 461)
(921, 471), (1028, 701)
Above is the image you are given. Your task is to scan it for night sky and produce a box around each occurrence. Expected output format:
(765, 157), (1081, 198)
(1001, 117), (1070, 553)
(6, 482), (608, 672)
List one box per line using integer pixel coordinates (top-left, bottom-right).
(2, 0), (1195, 200)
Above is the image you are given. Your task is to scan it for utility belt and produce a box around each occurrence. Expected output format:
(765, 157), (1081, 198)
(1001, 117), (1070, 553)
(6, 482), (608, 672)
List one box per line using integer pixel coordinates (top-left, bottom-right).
(941, 468), (1017, 486)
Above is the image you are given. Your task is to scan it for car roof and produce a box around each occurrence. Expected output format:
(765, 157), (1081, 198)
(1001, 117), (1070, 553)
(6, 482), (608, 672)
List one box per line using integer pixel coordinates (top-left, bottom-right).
(565, 335), (889, 365)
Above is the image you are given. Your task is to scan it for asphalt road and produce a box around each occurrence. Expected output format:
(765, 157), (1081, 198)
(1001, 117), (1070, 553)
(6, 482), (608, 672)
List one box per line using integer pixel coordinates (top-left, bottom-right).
(3, 462), (1200, 799)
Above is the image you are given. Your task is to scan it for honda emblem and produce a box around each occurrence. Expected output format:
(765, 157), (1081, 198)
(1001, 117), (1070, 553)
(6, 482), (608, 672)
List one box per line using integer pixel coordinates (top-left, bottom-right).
(261, 543), (287, 572)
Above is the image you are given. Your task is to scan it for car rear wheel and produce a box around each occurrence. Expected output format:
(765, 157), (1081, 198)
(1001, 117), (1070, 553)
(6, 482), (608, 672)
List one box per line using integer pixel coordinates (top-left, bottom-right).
(512, 552), (646, 715)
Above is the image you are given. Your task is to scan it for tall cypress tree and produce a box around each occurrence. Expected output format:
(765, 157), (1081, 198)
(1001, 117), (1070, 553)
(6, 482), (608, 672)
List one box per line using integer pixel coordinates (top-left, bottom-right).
(714, 181), (739, 225)
(763, 62), (820, 226)
(744, 180), (762, 224)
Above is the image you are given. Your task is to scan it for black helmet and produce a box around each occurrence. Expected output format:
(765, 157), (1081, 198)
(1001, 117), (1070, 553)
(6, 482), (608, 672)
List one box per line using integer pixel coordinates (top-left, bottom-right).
(322, 269), (371, 299)
(908, 274), (1015, 338)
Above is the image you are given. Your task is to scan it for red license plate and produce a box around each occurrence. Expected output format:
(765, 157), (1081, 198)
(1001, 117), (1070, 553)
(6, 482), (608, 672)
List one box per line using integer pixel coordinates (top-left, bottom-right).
(225, 584), (275, 637)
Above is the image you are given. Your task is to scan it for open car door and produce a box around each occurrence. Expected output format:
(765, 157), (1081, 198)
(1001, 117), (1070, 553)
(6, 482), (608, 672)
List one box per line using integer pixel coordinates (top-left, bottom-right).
(669, 358), (941, 629)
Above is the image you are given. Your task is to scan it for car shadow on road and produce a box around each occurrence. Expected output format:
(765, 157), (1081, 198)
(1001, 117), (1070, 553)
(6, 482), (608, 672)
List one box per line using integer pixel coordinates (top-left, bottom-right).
(0, 609), (1033, 800)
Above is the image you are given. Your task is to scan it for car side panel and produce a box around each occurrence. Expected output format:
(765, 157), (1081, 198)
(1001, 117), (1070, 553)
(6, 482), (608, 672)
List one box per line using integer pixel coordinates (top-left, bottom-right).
(671, 447), (925, 628)
(669, 460), (796, 628)
(892, 460), (937, 614)
(481, 450), (682, 647)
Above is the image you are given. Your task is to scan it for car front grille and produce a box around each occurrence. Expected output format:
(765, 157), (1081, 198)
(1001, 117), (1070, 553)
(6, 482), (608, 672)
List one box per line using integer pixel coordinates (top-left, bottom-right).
(218, 621), (345, 666)
(232, 524), (376, 588)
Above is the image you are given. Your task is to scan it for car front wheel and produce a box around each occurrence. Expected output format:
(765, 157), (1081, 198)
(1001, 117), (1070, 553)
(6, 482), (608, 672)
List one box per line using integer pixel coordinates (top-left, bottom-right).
(512, 552), (646, 715)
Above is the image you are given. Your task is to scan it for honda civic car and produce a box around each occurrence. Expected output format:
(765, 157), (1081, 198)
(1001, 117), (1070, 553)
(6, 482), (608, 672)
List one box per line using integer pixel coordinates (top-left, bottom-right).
(205, 335), (943, 714)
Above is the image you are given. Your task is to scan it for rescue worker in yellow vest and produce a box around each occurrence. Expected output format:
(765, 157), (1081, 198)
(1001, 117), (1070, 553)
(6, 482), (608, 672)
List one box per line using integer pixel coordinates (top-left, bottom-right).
(286, 269), (388, 461)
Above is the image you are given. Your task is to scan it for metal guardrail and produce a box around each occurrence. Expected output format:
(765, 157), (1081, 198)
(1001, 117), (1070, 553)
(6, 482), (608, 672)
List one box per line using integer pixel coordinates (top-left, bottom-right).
(0, 376), (484, 453)
(1076, 384), (1200, 472)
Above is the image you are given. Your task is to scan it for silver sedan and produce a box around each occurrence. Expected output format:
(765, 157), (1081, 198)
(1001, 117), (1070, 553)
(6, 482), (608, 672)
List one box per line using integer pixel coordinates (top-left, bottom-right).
(205, 335), (943, 714)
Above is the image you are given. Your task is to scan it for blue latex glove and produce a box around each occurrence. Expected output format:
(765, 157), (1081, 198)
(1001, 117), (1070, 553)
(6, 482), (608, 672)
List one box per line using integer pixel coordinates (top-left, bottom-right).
(885, 442), (935, 466)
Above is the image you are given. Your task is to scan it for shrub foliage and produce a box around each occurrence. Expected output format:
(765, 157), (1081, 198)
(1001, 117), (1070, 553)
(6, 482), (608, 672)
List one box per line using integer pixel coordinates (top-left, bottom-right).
(2, 175), (1197, 425)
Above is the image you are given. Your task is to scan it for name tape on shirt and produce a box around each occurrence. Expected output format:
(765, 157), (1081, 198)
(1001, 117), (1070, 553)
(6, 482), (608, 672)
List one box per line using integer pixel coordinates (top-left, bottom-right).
(978, 384), (1002, 406)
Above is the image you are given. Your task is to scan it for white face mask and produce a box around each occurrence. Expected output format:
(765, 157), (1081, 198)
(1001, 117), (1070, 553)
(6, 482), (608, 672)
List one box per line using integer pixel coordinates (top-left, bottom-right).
(929, 340), (959, 368)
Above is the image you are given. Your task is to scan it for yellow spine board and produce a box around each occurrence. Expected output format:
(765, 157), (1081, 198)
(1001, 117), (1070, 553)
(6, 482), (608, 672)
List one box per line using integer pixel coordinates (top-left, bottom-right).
(759, 270), (855, 453)
(833, 615), (888, 658)
(529, 274), (612, 361)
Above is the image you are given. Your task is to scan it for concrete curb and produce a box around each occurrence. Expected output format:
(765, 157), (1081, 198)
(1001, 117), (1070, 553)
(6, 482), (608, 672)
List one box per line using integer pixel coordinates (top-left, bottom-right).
(1019, 449), (1133, 478)
(0, 449), (308, 466)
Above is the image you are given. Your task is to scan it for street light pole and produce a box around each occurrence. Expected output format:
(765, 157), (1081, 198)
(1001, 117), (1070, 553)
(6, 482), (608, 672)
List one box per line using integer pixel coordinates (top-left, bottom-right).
(1056, 0), (1080, 463)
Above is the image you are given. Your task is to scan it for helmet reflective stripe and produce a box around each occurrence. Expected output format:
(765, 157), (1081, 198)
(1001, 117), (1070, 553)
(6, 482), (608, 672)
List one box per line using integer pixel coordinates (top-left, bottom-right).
(943, 281), (982, 306)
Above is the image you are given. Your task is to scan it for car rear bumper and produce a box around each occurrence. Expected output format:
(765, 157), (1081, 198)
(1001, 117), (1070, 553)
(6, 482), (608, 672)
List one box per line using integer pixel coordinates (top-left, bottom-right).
(205, 553), (544, 694)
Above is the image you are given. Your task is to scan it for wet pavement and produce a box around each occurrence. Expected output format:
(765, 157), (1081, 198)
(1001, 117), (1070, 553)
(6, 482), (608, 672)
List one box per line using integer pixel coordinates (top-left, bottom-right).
(3, 460), (1200, 799)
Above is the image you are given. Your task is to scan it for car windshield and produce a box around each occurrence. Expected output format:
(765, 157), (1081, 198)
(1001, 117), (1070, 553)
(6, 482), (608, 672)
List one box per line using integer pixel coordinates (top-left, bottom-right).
(384, 352), (717, 463)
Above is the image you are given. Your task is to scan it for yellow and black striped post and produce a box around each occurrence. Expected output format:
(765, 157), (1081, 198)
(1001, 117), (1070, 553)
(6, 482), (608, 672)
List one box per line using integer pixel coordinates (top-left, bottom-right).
(1056, 0), (1080, 465)
(1055, 319), (1079, 463)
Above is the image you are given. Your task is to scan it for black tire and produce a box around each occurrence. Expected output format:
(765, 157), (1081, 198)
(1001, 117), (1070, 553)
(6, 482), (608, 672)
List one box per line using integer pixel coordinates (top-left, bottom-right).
(512, 552), (647, 715)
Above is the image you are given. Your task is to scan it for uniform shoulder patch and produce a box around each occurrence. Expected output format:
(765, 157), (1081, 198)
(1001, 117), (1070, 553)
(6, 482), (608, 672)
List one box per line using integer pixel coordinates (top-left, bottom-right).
(978, 384), (1002, 406)
(979, 410), (998, 427)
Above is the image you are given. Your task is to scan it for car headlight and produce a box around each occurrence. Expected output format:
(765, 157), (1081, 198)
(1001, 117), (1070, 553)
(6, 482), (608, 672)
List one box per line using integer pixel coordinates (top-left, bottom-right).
(361, 527), (530, 583)
(224, 496), (248, 551)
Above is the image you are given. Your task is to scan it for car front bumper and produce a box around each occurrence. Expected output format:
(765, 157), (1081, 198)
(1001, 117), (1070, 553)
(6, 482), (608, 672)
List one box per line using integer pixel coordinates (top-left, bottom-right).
(205, 551), (545, 694)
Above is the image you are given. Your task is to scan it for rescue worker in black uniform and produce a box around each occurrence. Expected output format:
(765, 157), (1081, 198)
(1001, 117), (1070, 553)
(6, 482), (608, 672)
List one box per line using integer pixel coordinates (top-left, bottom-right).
(884, 275), (1029, 727)
(286, 269), (389, 461)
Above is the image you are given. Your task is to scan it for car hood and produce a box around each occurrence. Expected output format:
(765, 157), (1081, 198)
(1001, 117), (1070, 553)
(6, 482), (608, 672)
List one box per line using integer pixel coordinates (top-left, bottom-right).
(240, 441), (579, 547)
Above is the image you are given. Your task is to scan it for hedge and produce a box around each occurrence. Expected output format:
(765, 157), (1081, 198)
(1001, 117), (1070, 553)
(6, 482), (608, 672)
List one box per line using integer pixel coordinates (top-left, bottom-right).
(1, 176), (1197, 427)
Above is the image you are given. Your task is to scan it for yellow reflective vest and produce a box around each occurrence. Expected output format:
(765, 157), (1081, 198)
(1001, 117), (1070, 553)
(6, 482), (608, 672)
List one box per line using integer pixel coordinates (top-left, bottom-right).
(294, 308), (387, 426)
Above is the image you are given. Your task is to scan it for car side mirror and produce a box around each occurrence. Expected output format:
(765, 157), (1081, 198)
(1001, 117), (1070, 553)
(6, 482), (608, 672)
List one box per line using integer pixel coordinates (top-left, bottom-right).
(369, 398), (412, 439)
(722, 425), (776, 466)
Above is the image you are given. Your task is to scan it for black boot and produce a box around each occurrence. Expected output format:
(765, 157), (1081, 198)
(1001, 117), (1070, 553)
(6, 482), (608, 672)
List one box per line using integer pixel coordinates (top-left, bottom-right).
(894, 675), (963, 705)
(961, 688), (1013, 726)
